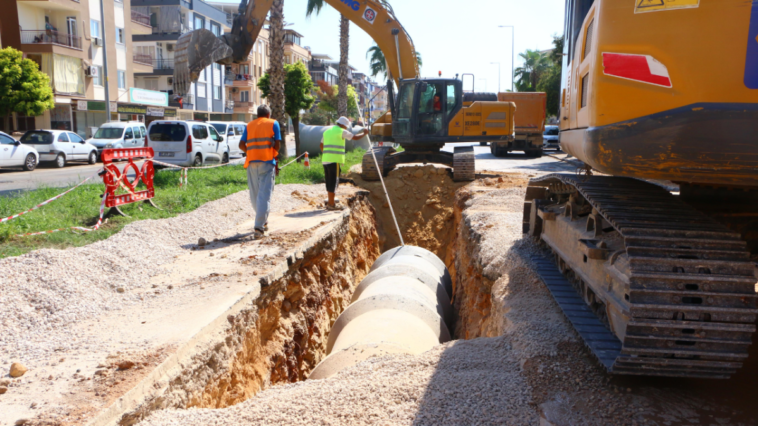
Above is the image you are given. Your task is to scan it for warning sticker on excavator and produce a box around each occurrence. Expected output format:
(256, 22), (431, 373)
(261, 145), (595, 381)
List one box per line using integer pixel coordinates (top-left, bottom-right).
(363, 7), (377, 24)
(635, 0), (699, 14)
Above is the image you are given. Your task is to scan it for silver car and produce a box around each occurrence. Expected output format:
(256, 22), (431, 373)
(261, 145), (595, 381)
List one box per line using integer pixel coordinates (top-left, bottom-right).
(20, 130), (99, 168)
(543, 125), (560, 151)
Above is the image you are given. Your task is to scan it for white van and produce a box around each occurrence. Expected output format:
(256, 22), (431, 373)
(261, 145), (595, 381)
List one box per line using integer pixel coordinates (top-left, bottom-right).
(209, 121), (247, 158)
(147, 120), (230, 167)
(88, 121), (148, 158)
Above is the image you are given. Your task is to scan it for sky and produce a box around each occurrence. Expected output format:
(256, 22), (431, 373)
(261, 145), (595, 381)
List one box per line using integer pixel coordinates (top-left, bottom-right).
(210, 0), (566, 92)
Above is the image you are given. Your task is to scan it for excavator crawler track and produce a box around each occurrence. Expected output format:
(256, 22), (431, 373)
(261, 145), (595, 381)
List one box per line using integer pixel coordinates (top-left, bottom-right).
(452, 147), (475, 182)
(527, 175), (758, 379)
(361, 147), (395, 181)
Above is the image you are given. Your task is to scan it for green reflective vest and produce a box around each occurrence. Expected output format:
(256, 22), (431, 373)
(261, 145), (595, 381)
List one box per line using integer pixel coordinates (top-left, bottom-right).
(322, 126), (346, 164)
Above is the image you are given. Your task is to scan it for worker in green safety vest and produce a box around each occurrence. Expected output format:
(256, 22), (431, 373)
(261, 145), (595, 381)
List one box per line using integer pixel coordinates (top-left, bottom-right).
(320, 116), (369, 210)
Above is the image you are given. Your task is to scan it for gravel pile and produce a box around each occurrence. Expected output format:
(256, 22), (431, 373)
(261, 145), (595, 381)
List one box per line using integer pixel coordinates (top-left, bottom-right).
(0, 184), (321, 369)
(141, 336), (536, 426)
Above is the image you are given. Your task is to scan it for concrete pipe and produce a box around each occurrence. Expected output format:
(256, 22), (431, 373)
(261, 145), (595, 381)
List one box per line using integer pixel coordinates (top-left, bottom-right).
(310, 246), (453, 380)
(298, 123), (372, 157)
(370, 245), (453, 299)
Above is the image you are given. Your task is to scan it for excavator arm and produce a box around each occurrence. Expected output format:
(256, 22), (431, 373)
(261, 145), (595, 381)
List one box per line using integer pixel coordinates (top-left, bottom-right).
(174, 0), (419, 96)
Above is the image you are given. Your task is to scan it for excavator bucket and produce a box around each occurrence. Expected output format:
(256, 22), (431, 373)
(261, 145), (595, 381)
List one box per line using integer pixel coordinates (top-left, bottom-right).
(173, 29), (233, 96)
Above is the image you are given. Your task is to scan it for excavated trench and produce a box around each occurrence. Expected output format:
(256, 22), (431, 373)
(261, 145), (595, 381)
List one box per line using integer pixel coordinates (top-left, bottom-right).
(116, 166), (499, 425)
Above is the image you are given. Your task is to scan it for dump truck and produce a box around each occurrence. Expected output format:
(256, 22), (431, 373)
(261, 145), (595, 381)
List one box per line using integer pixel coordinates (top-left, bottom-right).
(490, 92), (546, 158)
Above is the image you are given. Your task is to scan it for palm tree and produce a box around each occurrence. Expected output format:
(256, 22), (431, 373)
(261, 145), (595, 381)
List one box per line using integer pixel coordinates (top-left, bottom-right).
(366, 43), (423, 81)
(306, 0), (350, 117)
(514, 49), (549, 92)
(268, 0), (287, 160)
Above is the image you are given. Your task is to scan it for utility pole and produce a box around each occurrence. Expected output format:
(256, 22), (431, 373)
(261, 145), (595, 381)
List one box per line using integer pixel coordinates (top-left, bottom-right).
(491, 62), (501, 93)
(99, 0), (112, 122)
(498, 25), (515, 92)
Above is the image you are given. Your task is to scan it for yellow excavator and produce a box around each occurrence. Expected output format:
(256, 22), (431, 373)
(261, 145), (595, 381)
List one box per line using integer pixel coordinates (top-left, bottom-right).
(172, 0), (517, 181)
(525, 0), (758, 379)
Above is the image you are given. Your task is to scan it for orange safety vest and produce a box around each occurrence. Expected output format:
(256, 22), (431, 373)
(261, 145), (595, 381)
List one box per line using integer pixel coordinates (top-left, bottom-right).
(244, 118), (278, 168)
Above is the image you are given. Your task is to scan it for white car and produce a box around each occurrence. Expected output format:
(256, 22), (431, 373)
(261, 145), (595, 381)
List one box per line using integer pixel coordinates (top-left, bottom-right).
(147, 120), (230, 167)
(543, 125), (560, 151)
(209, 121), (246, 158)
(20, 130), (99, 168)
(88, 121), (147, 159)
(0, 131), (39, 171)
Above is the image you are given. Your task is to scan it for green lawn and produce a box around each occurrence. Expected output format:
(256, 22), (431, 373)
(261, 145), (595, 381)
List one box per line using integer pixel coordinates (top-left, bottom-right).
(0, 149), (365, 259)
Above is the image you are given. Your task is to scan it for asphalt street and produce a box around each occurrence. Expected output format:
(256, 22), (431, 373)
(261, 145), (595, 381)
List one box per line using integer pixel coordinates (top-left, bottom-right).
(0, 143), (574, 197)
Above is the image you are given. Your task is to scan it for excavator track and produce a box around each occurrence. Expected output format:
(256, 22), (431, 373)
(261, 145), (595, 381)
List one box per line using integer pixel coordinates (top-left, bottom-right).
(452, 147), (475, 182)
(526, 175), (758, 379)
(361, 147), (394, 181)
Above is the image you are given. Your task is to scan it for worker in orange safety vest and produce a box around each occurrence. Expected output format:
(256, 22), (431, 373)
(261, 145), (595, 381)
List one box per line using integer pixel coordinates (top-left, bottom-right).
(239, 104), (282, 239)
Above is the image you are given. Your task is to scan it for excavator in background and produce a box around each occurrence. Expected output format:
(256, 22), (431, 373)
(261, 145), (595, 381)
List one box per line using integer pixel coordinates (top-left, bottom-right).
(525, 0), (758, 379)
(172, 0), (516, 182)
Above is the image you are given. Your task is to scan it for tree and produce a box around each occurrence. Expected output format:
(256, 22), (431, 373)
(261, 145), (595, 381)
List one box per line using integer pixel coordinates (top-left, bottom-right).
(314, 81), (359, 123)
(267, 0), (287, 161)
(537, 35), (565, 117)
(302, 108), (330, 126)
(258, 62), (315, 156)
(305, 0), (350, 117)
(366, 43), (423, 81)
(514, 49), (550, 92)
(0, 47), (54, 132)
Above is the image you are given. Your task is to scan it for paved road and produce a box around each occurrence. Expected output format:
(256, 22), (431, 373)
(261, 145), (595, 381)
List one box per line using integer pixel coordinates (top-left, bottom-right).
(0, 142), (574, 197)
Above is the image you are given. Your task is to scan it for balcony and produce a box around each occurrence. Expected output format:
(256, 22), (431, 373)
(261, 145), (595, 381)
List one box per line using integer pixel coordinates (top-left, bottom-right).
(168, 94), (193, 109)
(224, 75), (234, 86)
(153, 59), (174, 70)
(20, 30), (82, 51)
(133, 54), (153, 66)
(131, 10), (151, 27)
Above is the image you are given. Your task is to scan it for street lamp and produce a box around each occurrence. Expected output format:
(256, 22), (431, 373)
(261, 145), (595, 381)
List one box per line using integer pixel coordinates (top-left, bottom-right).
(498, 25), (515, 92)
(490, 62), (501, 93)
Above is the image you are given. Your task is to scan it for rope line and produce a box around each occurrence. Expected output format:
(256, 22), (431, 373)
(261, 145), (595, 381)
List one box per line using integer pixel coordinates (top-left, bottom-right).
(369, 148), (404, 246)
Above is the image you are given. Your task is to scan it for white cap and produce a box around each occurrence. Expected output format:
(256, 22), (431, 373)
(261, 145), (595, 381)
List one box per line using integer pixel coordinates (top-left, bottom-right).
(337, 117), (351, 127)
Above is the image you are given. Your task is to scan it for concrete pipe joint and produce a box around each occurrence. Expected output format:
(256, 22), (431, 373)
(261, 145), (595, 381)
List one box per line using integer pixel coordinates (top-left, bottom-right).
(310, 246), (453, 380)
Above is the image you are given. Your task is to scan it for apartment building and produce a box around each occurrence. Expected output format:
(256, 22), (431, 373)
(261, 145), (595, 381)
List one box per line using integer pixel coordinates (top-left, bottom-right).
(283, 30), (310, 66)
(0, 0), (170, 137)
(130, 0), (231, 121)
(368, 82), (387, 122)
(309, 54), (338, 86)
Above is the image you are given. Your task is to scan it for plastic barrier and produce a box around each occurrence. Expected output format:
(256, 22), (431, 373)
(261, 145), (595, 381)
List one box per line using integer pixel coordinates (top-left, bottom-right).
(101, 148), (158, 216)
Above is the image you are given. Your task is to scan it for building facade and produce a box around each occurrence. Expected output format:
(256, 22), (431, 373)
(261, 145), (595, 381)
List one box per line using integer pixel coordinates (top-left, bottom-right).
(309, 54), (338, 86)
(0, 0), (159, 137)
(283, 30), (310, 66)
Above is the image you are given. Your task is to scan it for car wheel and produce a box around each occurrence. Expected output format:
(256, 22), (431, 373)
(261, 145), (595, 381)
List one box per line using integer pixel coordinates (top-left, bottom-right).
(22, 153), (37, 171)
(193, 154), (203, 167)
(88, 151), (97, 164)
(222, 152), (229, 164)
(55, 154), (66, 168)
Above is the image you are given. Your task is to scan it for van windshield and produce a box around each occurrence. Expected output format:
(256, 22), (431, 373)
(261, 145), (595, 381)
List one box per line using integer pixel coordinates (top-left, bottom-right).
(210, 123), (227, 134)
(20, 131), (53, 144)
(94, 128), (125, 139)
(544, 126), (559, 136)
(149, 124), (187, 142)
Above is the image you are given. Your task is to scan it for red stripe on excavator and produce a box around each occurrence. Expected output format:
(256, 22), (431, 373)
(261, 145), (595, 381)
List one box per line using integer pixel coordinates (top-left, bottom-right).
(602, 53), (672, 88)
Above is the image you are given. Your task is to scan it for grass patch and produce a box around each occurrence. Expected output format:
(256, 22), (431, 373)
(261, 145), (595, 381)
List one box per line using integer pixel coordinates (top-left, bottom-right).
(0, 149), (365, 259)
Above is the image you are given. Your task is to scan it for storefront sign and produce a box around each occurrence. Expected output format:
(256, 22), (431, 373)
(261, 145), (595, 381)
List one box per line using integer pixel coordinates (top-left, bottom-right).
(129, 88), (169, 107)
(117, 104), (148, 115)
(193, 112), (209, 121)
(164, 108), (177, 118)
(147, 107), (165, 117)
(74, 101), (107, 112)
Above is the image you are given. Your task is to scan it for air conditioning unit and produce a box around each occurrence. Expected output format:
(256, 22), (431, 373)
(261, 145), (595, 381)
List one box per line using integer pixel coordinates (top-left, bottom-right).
(92, 37), (103, 47)
(167, 44), (174, 52)
(232, 87), (238, 93)
(167, 77), (173, 85)
(85, 66), (99, 78)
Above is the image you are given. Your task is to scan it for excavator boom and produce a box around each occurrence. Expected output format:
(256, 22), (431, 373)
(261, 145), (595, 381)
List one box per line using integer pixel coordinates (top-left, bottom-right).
(174, 0), (419, 96)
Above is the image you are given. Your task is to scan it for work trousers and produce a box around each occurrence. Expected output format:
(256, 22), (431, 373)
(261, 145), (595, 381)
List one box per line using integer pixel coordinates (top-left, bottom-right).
(323, 162), (340, 194)
(246, 162), (275, 231)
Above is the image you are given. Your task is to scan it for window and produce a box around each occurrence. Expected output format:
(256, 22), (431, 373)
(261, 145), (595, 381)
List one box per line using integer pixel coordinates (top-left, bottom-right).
(90, 20), (101, 38)
(213, 85), (221, 100)
(144, 78), (159, 91)
(21, 131), (53, 145)
(581, 73), (589, 108)
(192, 125), (208, 139)
(241, 64), (249, 75)
(208, 126), (220, 141)
(118, 71), (126, 89)
(583, 19), (595, 60)
(197, 84), (206, 98)
(116, 27), (125, 44)
(94, 66), (103, 86)
(240, 91), (249, 102)
(446, 84), (457, 113)
(148, 124), (186, 142)
(124, 128), (133, 139)
(69, 133), (84, 143)
(0, 134), (16, 144)
(397, 84), (415, 119)
(211, 22), (220, 37)
(234, 125), (245, 135)
(194, 16), (204, 31)
(57, 133), (70, 142)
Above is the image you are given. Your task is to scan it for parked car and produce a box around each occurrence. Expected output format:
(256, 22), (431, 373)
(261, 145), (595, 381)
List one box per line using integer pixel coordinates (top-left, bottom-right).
(543, 125), (560, 151)
(87, 121), (148, 159)
(209, 121), (246, 158)
(0, 130), (39, 171)
(146, 120), (230, 167)
(20, 130), (99, 168)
